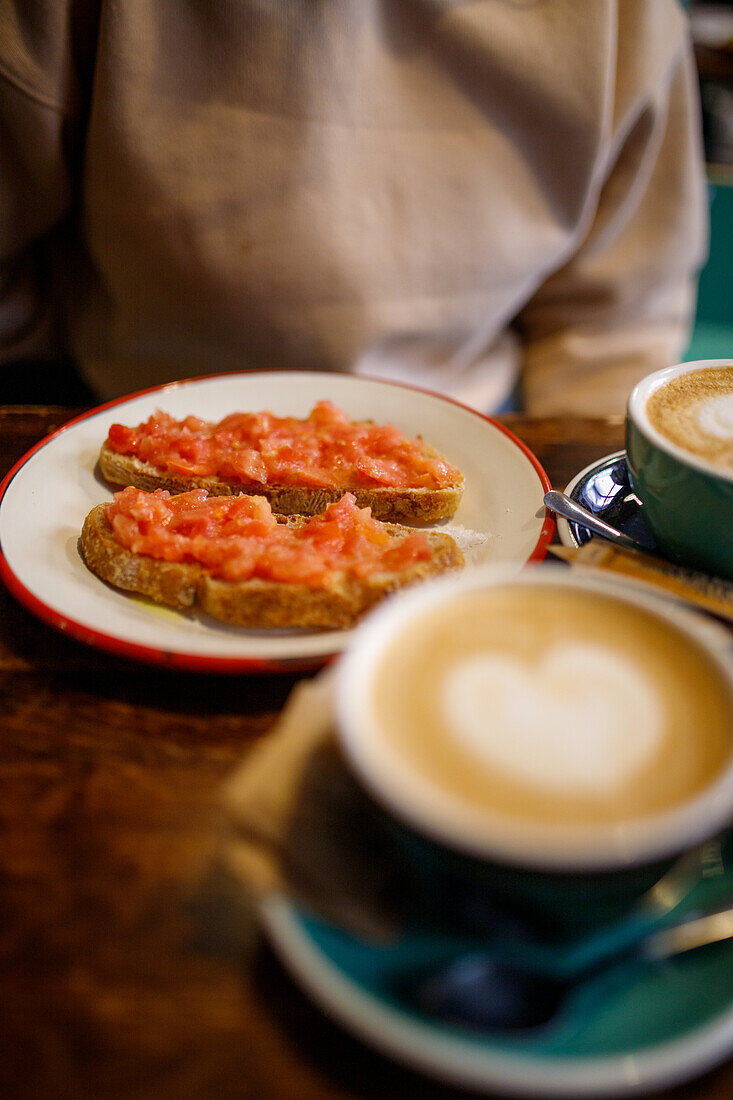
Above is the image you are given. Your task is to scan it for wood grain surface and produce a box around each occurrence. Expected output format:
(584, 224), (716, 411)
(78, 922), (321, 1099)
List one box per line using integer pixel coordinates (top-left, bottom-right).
(1, 406), (729, 1100)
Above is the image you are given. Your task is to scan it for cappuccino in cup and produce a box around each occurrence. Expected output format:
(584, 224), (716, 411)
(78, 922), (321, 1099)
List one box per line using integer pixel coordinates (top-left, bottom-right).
(626, 359), (733, 579)
(337, 567), (733, 871)
(645, 364), (733, 473)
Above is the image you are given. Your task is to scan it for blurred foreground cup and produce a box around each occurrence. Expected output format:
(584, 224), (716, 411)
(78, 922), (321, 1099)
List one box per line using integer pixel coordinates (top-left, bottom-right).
(336, 566), (733, 932)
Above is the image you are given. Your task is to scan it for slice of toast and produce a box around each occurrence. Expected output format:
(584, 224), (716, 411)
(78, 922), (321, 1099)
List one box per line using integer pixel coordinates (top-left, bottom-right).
(80, 503), (464, 630)
(99, 445), (464, 524)
(99, 403), (464, 524)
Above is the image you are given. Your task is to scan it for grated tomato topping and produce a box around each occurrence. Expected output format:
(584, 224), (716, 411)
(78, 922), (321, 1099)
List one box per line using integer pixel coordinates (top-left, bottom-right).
(106, 488), (432, 587)
(105, 400), (460, 490)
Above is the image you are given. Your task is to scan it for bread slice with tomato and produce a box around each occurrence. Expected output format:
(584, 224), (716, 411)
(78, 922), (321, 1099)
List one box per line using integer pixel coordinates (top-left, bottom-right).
(98, 401), (464, 525)
(80, 488), (464, 630)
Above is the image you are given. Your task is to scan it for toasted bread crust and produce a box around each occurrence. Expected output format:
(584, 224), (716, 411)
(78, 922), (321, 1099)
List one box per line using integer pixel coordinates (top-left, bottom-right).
(99, 444), (464, 524)
(80, 504), (464, 629)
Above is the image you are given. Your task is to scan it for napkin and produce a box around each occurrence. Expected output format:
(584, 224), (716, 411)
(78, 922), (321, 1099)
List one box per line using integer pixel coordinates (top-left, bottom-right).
(222, 669), (411, 941)
(221, 666), (601, 946)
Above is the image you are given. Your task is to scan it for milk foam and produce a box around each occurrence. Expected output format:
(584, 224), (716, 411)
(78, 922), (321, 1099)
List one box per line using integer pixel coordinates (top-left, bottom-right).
(443, 643), (663, 795)
(644, 365), (733, 471)
(697, 393), (733, 440)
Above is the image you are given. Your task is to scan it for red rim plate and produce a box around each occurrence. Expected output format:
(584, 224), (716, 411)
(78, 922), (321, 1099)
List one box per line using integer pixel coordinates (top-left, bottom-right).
(0, 371), (554, 673)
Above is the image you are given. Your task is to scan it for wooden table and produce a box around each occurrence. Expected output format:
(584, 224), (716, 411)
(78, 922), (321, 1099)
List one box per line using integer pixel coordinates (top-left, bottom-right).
(0, 407), (728, 1100)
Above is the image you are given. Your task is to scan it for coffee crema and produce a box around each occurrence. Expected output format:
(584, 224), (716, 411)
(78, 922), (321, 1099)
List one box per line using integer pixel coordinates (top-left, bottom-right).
(370, 585), (732, 831)
(646, 365), (733, 473)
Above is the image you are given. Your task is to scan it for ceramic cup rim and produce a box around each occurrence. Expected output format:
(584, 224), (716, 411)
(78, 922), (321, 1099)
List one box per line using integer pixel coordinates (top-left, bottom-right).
(627, 358), (733, 484)
(336, 564), (733, 873)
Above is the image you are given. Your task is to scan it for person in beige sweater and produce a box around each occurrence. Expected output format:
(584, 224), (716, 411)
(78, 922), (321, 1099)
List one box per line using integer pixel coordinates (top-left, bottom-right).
(0, 0), (708, 414)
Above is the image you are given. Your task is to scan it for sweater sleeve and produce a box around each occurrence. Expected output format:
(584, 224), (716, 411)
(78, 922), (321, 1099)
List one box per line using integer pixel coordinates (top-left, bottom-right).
(0, 0), (94, 362)
(516, 3), (709, 417)
(0, 76), (73, 361)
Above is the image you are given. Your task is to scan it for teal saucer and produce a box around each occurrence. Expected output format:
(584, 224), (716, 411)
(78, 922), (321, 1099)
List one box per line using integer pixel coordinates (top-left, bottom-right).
(261, 896), (733, 1097)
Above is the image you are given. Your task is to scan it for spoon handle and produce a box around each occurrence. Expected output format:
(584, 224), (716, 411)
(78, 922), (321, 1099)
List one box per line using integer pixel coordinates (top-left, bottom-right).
(544, 490), (648, 554)
(642, 906), (733, 961)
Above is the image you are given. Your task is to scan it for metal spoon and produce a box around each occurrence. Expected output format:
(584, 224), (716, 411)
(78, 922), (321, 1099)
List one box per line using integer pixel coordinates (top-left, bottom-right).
(402, 903), (733, 1033)
(415, 839), (733, 983)
(544, 489), (650, 553)
(396, 838), (733, 1028)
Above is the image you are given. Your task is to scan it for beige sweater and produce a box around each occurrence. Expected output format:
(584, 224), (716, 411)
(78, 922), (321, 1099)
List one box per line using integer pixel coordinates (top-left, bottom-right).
(0, 0), (708, 414)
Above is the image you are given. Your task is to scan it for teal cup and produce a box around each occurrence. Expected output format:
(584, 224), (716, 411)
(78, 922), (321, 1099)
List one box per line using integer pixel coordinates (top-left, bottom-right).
(335, 566), (733, 941)
(625, 359), (733, 579)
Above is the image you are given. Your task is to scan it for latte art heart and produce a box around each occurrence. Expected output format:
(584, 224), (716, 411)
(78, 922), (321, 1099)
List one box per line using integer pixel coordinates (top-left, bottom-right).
(645, 364), (733, 471)
(443, 644), (663, 795)
(697, 393), (733, 440)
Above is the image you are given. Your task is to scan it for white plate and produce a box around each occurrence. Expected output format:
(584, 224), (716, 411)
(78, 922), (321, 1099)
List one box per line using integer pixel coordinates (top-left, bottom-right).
(0, 372), (553, 672)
